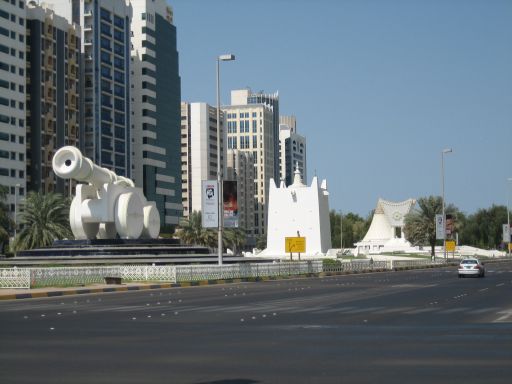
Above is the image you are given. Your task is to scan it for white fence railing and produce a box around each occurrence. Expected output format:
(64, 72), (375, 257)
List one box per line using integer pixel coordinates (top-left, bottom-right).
(175, 261), (323, 282)
(26, 265), (177, 288)
(0, 268), (30, 289)
(0, 258), (456, 289)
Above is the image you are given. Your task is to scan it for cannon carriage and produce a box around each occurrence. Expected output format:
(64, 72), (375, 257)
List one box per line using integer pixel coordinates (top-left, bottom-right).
(52, 146), (160, 240)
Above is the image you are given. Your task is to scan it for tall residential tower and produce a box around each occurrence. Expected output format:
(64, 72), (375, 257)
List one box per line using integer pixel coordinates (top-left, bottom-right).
(131, 0), (182, 227)
(0, 0), (27, 222)
(223, 90), (276, 236)
(51, 0), (133, 177)
(26, 2), (81, 195)
(180, 102), (224, 218)
(279, 115), (306, 186)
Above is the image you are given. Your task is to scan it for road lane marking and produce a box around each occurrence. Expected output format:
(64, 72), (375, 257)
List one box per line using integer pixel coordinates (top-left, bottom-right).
(479, 288), (489, 292)
(375, 307), (416, 314)
(438, 307), (470, 314)
(286, 306), (326, 313)
(315, 306), (357, 314)
(493, 310), (512, 323)
(496, 283), (505, 287)
(403, 307), (438, 315)
(342, 306), (385, 314)
(471, 307), (501, 314)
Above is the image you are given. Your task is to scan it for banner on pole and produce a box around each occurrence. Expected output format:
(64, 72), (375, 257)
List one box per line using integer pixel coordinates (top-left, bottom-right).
(435, 214), (445, 240)
(223, 180), (238, 228)
(503, 224), (511, 243)
(201, 180), (218, 228)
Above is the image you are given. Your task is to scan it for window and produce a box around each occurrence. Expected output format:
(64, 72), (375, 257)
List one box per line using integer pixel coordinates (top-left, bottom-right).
(114, 15), (124, 29)
(114, 84), (124, 97)
(114, 56), (124, 69)
(100, 8), (111, 22)
(113, 29), (124, 42)
(114, 70), (124, 83)
(100, 51), (111, 64)
(101, 65), (111, 78)
(100, 23), (111, 36)
(114, 43), (124, 56)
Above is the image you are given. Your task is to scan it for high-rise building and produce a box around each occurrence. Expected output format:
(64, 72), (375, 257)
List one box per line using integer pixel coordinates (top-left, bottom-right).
(226, 149), (255, 243)
(279, 115), (306, 186)
(26, 2), (81, 195)
(223, 90), (275, 236)
(131, 0), (182, 227)
(0, 0), (27, 221)
(232, 88), (280, 181)
(279, 115), (296, 133)
(180, 102), (224, 218)
(51, 0), (132, 177)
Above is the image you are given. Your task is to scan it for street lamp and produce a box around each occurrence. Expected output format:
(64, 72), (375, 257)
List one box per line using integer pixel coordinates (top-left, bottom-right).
(14, 183), (20, 251)
(340, 210), (343, 252)
(507, 178), (512, 256)
(441, 148), (452, 259)
(216, 53), (235, 265)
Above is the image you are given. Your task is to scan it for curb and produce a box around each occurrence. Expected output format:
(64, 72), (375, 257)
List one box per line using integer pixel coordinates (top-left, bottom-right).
(0, 264), (454, 301)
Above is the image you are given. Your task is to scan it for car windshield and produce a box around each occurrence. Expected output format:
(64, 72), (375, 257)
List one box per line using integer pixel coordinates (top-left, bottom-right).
(461, 260), (478, 265)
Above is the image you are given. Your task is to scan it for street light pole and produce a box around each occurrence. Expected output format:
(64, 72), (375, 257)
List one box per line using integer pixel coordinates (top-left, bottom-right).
(340, 210), (343, 252)
(216, 54), (235, 265)
(14, 183), (20, 254)
(441, 148), (452, 260)
(507, 178), (512, 256)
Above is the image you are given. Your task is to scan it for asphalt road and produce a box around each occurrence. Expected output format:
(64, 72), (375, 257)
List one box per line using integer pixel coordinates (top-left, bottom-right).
(1, 261), (512, 384)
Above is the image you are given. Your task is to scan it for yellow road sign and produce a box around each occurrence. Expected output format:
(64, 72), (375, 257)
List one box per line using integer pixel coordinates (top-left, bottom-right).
(285, 237), (306, 253)
(445, 240), (456, 252)
(509, 243), (512, 252)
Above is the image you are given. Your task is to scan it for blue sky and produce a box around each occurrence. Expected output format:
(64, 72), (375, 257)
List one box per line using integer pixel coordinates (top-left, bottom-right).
(170, 0), (512, 217)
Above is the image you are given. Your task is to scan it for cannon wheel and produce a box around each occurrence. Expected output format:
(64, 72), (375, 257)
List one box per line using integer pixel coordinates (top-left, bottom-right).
(115, 192), (144, 239)
(142, 204), (160, 239)
(70, 196), (99, 239)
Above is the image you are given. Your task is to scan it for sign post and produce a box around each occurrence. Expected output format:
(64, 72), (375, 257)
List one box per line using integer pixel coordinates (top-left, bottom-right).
(285, 237), (306, 261)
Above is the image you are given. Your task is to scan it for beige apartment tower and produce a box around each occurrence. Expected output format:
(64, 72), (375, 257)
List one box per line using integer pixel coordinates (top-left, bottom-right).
(223, 90), (276, 236)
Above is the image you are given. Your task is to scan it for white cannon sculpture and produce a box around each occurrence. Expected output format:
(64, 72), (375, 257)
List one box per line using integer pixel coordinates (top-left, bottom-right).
(52, 146), (160, 240)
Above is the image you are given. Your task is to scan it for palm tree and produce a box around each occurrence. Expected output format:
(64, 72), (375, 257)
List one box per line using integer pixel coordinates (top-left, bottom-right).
(404, 195), (459, 257)
(224, 228), (246, 255)
(0, 186), (13, 253)
(175, 211), (204, 246)
(13, 192), (72, 251)
(175, 211), (217, 248)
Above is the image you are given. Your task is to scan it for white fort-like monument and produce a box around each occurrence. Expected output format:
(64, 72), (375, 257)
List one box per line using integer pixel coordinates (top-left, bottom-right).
(52, 146), (160, 240)
(258, 164), (332, 258)
(355, 198), (416, 255)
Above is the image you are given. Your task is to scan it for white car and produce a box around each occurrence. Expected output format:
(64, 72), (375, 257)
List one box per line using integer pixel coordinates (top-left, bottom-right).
(458, 258), (485, 278)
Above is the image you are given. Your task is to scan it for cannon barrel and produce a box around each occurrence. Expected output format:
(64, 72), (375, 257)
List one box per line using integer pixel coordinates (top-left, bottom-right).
(52, 146), (134, 188)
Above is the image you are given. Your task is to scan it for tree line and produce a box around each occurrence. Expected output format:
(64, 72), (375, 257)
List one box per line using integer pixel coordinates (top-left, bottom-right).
(1, 190), (509, 254)
(329, 196), (508, 256)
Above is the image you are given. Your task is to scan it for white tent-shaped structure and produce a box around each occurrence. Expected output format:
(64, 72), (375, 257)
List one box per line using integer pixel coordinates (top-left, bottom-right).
(355, 198), (416, 255)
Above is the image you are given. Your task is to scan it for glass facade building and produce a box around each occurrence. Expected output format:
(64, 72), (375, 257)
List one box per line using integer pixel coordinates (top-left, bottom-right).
(131, 1), (182, 227)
